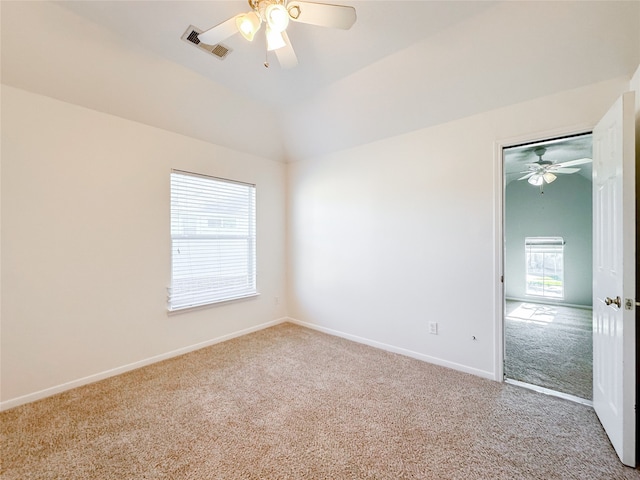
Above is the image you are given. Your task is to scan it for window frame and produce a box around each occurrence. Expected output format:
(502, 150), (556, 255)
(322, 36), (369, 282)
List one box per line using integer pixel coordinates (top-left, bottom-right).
(168, 170), (257, 312)
(524, 236), (565, 300)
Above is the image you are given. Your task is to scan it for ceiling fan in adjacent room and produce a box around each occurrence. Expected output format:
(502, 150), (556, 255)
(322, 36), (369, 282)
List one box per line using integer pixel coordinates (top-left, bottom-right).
(196, 0), (357, 69)
(517, 147), (592, 188)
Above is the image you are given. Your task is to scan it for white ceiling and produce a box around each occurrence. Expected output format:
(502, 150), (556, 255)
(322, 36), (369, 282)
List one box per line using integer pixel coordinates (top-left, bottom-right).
(55, 1), (498, 110)
(2, 1), (639, 162)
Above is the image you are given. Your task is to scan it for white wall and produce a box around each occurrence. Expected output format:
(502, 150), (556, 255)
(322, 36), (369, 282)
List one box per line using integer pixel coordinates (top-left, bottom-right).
(1, 86), (287, 408)
(287, 76), (629, 379)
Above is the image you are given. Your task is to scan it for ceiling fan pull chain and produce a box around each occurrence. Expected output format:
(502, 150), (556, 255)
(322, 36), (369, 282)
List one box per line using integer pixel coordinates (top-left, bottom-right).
(264, 47), (270, 68)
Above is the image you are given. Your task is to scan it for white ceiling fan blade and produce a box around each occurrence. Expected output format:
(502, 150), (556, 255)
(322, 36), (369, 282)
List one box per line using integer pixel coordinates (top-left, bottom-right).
(275, 31), (298, 69)
(198, 16), (239, 45)
(287, 1), (357, 30)
(555, 157), (592, 168)
(266, 27), (287, 51)
(517, 172), (536, 181)
(549, 167), (581, 174)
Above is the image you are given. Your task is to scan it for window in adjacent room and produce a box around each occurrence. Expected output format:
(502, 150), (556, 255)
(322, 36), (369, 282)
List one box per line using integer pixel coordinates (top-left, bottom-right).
(169, 170), (257, 311)
(525, 236), (564, 299)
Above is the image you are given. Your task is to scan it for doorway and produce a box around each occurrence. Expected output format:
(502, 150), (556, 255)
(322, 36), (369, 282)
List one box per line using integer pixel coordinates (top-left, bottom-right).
(503, 133), (593, 402)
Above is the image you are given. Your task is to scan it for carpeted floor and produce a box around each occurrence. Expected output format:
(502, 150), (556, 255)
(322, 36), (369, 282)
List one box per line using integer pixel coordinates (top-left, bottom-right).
(504, 301), (593, 400)
(1, 323), (636, 479)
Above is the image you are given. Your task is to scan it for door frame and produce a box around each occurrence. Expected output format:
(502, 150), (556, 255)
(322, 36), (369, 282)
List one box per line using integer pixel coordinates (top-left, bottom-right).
(493, 123), (594, 382)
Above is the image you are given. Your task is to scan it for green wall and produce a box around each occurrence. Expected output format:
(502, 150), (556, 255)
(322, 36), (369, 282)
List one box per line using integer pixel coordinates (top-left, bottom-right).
(505, 173), (592, 307)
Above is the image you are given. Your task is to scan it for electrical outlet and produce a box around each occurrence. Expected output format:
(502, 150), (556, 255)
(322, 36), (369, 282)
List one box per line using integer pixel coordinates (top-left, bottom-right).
(429, 322), (438, 335)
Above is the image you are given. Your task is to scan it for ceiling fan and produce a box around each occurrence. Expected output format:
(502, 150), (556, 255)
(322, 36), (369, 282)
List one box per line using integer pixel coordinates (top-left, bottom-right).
(197, 0), (357, 69)
(517, 147), (592, 187)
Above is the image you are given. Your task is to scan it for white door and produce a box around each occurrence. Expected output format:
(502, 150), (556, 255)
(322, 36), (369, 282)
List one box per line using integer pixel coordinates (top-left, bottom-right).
(592, 91), (636, 467)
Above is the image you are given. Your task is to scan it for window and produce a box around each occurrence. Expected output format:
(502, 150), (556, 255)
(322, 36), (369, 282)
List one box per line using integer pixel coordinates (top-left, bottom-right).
(169, 171), (256, 311)
(525, 237), (564, 299)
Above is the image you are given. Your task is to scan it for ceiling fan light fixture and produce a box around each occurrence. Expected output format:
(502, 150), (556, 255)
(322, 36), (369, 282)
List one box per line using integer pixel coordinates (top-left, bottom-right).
(195, 0), (357, 68)
(236, 12), (261, 41)
(265, 3), (289, 33)
(266, 26), (286, 51)
(543, 172), (557, 184)
(528, 174), (544, 186)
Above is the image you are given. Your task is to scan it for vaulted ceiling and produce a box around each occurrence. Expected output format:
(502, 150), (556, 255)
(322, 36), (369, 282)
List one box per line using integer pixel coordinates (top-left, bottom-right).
(2, 1), (639, 162)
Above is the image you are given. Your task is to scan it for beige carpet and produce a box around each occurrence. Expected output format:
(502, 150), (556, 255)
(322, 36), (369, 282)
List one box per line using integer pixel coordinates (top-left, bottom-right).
(1, 323), (637, 479)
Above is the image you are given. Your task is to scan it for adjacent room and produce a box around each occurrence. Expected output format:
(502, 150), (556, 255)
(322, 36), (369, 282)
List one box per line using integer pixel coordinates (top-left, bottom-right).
(2, 1), (639, 478)
(503, 134), (594, 402)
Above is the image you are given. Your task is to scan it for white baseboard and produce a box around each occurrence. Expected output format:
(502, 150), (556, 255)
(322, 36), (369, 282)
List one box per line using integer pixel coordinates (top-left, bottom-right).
(504, 378), (593, 407)
(0, 317), (288, 412)
(505, 297), (593, 310)
(286, 317), (495, 381)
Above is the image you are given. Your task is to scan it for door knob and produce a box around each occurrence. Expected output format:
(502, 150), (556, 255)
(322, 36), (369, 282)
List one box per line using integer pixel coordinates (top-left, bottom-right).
(604, 296), (621, 308)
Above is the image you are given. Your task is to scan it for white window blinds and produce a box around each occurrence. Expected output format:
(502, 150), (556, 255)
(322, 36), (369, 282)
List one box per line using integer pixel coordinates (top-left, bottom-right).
(169, 171), (256, 311)
(525, 236), (564, 299)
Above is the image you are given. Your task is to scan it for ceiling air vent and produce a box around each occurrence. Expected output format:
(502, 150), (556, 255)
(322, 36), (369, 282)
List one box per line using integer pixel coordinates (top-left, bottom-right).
(181, 25), (231, 60)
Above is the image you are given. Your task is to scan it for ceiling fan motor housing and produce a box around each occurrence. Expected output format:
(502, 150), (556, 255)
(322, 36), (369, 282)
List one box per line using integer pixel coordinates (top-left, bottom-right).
(533, 147), (552, 165)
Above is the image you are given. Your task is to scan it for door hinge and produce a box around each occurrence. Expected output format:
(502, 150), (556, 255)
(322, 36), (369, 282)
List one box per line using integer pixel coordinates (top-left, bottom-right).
(501, 275), (504, 283)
